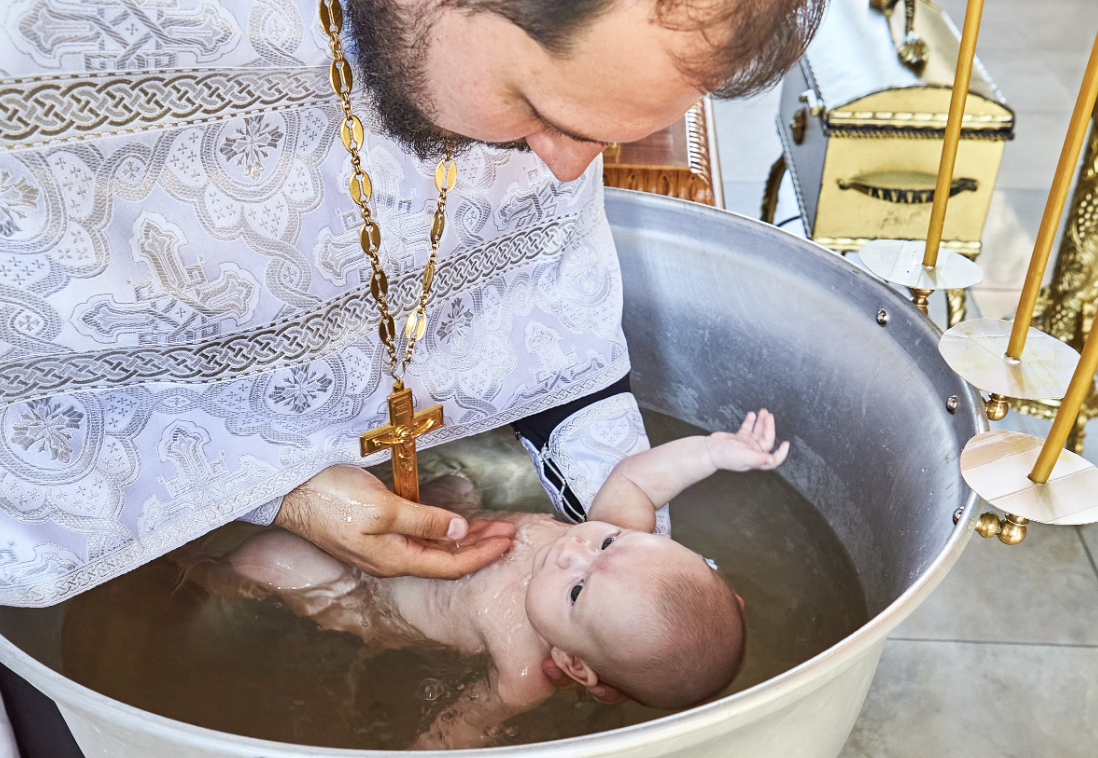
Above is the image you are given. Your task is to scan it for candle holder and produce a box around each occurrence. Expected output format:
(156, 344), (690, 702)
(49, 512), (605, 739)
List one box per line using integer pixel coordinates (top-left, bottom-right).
(960, 430), (1098, 531)
(860, 239), (983, 314)
(938, 318), (1079, 414)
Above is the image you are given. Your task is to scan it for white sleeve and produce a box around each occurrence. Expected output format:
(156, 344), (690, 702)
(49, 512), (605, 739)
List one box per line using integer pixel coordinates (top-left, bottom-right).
(236, 496), (282, 526)
(518, 392), (671, 536)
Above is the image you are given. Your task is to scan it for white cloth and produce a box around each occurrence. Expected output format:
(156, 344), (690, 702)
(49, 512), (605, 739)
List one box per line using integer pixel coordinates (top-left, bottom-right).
(0, 0), (635, 606)
(519, 393), (671, 536)
(0, 690), (16, 758)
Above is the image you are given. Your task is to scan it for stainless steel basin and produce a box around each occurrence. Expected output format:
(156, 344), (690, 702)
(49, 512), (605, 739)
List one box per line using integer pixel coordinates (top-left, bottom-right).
(0, 188), (985, 757)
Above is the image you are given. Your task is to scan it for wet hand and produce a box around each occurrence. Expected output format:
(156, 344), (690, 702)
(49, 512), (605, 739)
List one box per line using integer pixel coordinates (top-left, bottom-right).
(274, 465), (515, 579)
(705, 409), (790, 472)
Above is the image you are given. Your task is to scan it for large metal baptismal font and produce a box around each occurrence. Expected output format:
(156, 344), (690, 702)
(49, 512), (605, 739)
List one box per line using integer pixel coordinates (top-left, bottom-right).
(4, 0), (1098, 754)
(0, 190), (986, 757)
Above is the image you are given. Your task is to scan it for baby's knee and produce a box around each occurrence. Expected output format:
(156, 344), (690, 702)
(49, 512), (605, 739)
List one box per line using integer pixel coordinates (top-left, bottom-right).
(230, 530), (348, 591)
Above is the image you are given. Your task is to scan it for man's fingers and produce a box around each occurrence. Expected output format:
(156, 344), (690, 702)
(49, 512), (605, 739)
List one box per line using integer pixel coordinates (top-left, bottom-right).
(380, 497), (469, 542)
(401, 535), (515, 579)
(464, 518), (517, 543)
(588, 683), (631, 704)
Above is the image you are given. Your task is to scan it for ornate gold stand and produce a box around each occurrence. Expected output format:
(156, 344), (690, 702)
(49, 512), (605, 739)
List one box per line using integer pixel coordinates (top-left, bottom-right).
(1013, 101), (1098, 453)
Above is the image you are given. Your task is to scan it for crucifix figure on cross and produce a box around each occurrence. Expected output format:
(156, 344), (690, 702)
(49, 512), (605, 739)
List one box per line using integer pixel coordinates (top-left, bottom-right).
(359, 381), (445, 503)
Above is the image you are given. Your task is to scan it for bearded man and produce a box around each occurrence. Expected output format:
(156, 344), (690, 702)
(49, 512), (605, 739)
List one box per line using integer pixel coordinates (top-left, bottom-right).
(0, 0), (822, 749)
(0, 0), (824, 597)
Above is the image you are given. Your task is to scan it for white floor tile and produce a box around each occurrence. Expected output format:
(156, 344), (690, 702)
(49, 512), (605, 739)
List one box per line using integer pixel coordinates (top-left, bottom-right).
(894, 523), (1098, 645)
(840, 640), (1098, 758)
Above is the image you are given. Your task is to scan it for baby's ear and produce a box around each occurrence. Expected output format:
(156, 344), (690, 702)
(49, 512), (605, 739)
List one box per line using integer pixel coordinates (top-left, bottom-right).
(548, 647), (599, 687)
(542, 653), (633, 704)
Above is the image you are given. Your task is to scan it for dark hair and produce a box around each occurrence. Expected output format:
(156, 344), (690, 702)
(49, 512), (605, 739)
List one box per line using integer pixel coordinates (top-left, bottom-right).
(454, 0), (827, 99)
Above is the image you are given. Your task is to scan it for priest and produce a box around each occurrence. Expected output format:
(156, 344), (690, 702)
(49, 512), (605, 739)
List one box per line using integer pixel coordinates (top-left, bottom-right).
(0, 0), (823, 607)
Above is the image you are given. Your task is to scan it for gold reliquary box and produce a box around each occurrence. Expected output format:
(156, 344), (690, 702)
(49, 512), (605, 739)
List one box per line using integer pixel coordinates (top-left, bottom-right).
(777, 0), (1014, 255)
(603, 99), (724, 208)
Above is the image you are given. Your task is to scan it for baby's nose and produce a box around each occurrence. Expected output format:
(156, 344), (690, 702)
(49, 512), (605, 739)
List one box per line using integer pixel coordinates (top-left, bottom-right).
(557, 535), (595, 568)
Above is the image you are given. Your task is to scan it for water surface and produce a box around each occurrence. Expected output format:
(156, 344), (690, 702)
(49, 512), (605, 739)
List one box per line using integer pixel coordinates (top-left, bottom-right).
(42, 411), (867, 749)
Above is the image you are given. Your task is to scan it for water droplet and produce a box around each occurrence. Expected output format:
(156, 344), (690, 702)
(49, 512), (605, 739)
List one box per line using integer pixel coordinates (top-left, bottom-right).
(418, 678), (445, 701)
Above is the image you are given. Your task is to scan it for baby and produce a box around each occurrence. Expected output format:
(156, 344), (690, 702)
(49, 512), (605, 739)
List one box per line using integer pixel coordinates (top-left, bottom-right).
(178, 410), (789, 749)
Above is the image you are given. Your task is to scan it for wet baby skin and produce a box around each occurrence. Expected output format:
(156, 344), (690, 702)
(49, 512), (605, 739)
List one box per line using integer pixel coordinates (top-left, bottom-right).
(182, 410), (789, 749)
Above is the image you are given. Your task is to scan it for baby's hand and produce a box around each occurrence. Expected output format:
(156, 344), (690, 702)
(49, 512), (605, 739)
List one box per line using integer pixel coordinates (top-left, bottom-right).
(705, 409), (790, 472)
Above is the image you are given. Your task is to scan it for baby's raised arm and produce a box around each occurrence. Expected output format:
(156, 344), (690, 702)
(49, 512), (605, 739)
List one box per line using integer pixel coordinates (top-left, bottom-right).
(587, 409), (789, 532)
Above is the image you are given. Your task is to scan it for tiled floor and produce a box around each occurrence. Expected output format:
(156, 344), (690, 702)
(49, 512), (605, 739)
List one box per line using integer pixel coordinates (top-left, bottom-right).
(711, 1), (1098, 755)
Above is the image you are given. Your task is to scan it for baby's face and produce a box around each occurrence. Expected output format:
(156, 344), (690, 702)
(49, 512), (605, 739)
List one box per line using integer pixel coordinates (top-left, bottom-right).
(525, 521), (712, 660)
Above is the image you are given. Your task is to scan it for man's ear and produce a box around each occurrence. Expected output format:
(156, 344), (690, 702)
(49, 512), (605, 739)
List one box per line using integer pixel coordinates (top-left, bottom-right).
(548, 647), (599, 688)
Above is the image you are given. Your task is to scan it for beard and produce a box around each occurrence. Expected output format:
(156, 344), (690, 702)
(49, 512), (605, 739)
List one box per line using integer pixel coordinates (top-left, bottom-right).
(343, 0), (530, 161)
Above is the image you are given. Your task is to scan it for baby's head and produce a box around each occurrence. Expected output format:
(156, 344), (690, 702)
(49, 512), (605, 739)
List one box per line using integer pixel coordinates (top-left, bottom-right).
(526, 521), (745, 709)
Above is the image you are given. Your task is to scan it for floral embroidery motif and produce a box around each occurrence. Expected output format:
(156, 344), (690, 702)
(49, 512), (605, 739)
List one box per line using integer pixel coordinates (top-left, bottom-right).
(0, 170), (38, 236)
(268, 365), (333, 413)
(437, 300), (474, 351)
(219, 116), (285, 181)
(9, 399), (84, 463)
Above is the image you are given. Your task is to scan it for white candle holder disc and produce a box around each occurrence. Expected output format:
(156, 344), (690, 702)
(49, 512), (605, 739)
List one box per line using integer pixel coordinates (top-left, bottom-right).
(938, 318), (1079, 400)
(960, 430), (1098, 525)
(859, 239), (984, 292)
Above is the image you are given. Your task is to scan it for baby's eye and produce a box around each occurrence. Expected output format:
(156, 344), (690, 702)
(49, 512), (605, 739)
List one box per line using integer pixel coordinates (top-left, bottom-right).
(570, 583), (583, 603)
(600, 536), (616, 550)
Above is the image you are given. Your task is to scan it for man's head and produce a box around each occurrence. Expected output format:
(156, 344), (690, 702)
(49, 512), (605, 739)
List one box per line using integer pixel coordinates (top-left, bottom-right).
(526, 521), (746, 709)
(345, 0), (826, 180)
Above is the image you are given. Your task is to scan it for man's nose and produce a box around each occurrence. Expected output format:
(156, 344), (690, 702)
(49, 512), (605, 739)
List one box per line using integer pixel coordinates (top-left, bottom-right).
(524, 132), (607, 183)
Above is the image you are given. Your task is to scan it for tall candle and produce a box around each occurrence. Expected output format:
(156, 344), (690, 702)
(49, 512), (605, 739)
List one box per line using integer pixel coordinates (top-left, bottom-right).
(922, 0), (985, 268)
(1006, 31), (1098, 360)
(1029, 316), (1098, 483)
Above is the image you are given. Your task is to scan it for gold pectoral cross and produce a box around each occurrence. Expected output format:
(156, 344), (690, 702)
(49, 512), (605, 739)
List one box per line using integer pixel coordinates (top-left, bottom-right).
(359, 382), (444, 502)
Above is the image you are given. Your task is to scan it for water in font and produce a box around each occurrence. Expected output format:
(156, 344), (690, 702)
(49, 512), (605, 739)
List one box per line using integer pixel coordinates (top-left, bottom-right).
(26, 411), (868, 749)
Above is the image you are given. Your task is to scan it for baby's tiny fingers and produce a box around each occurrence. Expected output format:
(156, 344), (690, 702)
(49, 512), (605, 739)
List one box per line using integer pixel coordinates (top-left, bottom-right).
(751, 409), (775, 446)
(772, 440), (790, 466)
(739, 412), (757, 434)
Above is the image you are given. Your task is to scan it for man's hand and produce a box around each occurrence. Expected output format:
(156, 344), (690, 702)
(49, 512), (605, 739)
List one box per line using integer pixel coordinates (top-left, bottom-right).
(274, 465), (515, 579)
(704, 409), (790, 472)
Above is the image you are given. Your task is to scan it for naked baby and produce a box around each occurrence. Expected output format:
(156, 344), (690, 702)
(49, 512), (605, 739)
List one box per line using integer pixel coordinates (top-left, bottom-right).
(178, 410), (789, 749)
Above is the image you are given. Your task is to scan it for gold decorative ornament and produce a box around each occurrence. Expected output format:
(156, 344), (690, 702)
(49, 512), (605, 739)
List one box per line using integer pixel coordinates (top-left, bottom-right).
(985, 392), (1009, 421)
(972, 511), (1028, 545)
(889, 0), (930, 73)
(320, 0), (454, 501)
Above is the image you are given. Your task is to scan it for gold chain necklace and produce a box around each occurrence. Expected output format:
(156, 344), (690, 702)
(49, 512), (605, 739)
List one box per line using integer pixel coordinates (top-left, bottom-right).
(320, 0), (452, 503)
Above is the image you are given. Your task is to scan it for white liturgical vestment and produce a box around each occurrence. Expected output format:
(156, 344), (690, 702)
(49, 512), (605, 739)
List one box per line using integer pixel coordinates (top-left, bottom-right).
(0, 0), (646, 606)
